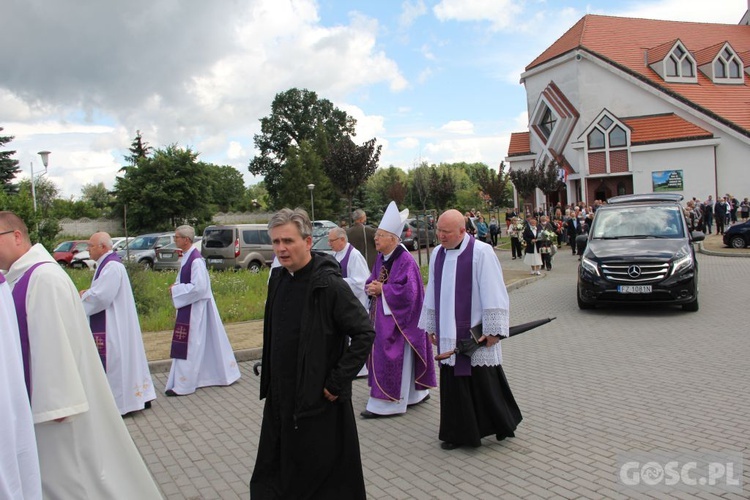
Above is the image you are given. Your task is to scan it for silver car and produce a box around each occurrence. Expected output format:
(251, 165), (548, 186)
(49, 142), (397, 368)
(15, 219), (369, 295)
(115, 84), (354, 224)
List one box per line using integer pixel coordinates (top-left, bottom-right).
(118, 232), (175, 269)
(154, 239), (202, 271)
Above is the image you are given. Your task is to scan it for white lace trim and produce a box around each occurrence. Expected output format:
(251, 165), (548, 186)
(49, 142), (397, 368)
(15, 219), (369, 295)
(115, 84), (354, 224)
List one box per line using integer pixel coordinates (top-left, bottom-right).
(437, 337), (503, 367)
(481, 308), (510, 337)
(418, 308), (436, 333)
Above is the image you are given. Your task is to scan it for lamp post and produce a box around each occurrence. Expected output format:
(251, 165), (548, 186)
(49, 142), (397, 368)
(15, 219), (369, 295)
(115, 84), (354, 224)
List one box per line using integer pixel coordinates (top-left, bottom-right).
(31, 151), (51, 213)
(307, 183), (316, 222)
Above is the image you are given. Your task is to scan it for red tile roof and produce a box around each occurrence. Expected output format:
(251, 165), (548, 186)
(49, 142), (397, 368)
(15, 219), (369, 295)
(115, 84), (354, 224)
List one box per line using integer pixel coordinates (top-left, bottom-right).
(508, 132), (531, 156)
(526, 15), (750, 135)
(622, 113), (713, 145)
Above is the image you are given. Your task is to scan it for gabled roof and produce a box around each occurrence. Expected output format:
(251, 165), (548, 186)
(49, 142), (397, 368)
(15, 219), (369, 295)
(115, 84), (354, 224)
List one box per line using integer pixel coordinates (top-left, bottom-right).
(508, 132), (531, 156)
(621, 113), (713, 145)
(526, 15), (750, 136)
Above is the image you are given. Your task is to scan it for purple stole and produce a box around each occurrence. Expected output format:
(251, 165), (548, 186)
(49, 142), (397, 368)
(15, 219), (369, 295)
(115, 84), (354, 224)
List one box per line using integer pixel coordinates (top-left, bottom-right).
(434, 236), (475, 376)
(368, 245), (406, 322)
(170, 248), (200, 360)
(338, 244), (354, 278)
(11, 262), (51, 400)
(88, 252), (121, 370)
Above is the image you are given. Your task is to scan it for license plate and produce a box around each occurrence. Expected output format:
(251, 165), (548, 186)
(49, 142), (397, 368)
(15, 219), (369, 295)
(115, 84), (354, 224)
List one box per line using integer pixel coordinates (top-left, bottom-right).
(161, 252), (173, 259)
(618, 285), (652, 294)
(208, 258), (223, 264)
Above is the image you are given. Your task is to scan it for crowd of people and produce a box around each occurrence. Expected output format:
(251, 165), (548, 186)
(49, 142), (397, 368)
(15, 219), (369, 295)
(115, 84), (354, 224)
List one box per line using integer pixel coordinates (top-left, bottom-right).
(683, 194), (749, 235)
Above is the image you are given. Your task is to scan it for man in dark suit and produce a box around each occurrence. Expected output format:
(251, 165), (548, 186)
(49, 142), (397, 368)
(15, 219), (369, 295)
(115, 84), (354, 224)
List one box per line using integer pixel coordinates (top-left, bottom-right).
(564, 208), (584, 255)
(346, 209), (377, 271)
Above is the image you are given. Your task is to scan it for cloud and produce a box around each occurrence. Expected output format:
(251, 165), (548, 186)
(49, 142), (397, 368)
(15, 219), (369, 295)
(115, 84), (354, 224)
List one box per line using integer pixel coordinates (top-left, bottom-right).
(433, 0), (524, 31)
(399, 0), (427, 29)
(0, 0), (408, 197)
(440, 120), (474, 135)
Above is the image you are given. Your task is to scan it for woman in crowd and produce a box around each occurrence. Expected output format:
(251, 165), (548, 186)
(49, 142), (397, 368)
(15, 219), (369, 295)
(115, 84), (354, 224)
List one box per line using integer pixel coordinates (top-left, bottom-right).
(741, 198), (749, 222)
(508, 216), (524, 260)
(489, 215), (499, 246)
(538, 215), (557, 271)
(522, 216), (543, 275)
(476, 215), (489, 243)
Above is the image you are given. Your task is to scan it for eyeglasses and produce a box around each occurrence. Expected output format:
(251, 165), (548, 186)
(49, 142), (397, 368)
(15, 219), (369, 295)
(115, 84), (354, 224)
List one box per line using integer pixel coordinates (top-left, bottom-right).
(0, 229), (15, 237)
(327, 237), (340, 243)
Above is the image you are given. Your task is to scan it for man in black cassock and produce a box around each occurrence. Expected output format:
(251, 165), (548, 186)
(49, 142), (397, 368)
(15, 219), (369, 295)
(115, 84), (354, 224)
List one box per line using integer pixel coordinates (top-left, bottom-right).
(419, 209), (522, 450)
(250, 208), (375, 500)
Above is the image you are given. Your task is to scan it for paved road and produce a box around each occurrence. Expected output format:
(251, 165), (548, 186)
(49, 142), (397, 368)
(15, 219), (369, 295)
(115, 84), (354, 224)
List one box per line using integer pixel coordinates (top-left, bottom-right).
(125, 249), (750, 499)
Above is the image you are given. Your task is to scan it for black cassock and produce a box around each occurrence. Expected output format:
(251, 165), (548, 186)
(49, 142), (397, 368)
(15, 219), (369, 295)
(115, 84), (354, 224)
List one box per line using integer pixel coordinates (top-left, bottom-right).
(250, 262), (366, 500)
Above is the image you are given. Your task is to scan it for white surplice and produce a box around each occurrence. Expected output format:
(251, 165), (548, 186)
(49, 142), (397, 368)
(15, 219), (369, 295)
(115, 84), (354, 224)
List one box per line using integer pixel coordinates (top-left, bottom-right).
(6, 244), (161, 499)
(81, 251), (156, 415)
(418, 234), (510, 367)
(0, 277), (41, 500)
(333, 243), (370, 377)
(332, 243), (370, 310)
(165, 247), (241, 395)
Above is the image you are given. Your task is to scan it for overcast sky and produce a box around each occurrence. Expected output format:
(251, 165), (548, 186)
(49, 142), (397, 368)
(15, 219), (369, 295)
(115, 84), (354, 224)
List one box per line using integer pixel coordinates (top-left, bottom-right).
(1, 0), (746, 198)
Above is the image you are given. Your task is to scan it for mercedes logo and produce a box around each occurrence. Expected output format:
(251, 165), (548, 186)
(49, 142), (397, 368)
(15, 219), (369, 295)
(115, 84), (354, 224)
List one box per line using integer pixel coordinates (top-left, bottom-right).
(628, 265), (641, 278)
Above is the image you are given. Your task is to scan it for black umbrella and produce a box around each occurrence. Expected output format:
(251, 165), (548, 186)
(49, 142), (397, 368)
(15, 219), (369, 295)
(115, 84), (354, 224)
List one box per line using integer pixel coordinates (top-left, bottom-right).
(435, 317), (556, 361)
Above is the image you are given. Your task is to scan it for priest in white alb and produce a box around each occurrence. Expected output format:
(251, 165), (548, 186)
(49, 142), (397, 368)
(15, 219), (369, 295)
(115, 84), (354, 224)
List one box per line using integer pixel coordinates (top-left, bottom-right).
(165, 225), (241, 396)
(0, 211), (162, 498)
(0, 269), (41, 500)
(418, 209), (522, 450)
(80, 232), (156, 415)
(328, 226), (370, 376)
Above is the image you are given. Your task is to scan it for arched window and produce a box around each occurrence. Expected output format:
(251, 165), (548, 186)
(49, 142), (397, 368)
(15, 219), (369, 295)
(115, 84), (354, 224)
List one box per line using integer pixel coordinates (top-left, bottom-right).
(665, 44), (696, 81)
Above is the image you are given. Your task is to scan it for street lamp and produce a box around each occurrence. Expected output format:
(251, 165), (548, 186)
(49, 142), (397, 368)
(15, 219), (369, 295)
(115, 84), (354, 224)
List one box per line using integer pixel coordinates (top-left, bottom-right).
(307, 183), (316, 222)
(30, 151), (51, 213)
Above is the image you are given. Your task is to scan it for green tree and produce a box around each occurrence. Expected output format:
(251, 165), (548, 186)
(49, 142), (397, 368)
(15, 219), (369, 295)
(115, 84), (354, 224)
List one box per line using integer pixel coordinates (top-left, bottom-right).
(366, 166), (409, 210)
(430, 168), (456, 211)
(508, 166), (538, 207)
(248, 88), (356, 208)
(277, 141), (337, 220)
(476, 162), (512, 208)
(114, 145), (213, 232)
(122, 130), (152, 170)
(241, 182), (269, 212)
(323, 136), (381, 217)
(80, 182), (112, 215)
(0, 128), (21, 193)
(536, 159), (565, 198)
(410, 163), (432, 211)
(206, 165), (246, 212)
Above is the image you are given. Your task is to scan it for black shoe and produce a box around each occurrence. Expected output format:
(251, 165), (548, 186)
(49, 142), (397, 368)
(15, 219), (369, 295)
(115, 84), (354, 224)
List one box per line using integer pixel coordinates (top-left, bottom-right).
(360, 410), (397, 419)
(145, 401), (152, 409)
(165, 390), (180, 397)
(440, 441), (461, 450)
(408, 394), (430, 407)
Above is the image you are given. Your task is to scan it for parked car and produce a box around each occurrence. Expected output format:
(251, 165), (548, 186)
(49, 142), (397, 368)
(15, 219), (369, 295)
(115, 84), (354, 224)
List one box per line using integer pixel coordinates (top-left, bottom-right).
(52, 240), (89, 267)
(311, 234), (336, 255)
(112, 237), (132, 252)
(118, 232), (175, 269)
(312, 220), (338, 243)
(401, 218), (436, 251)
(723, 220), (750, 248)
(70, 250), (96, 270)
(154, 238), (202, 271)
(201, 224), (274, 272)
(576, 193), (704, 312)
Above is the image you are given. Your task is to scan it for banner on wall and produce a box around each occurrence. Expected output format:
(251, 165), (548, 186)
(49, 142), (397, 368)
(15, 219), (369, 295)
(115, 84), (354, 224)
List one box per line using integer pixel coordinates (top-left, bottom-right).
(652, 170), (684, 192)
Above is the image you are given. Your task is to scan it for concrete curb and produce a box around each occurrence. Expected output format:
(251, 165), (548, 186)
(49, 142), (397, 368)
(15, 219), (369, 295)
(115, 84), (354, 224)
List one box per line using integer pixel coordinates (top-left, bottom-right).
(698, 241), (750, 258)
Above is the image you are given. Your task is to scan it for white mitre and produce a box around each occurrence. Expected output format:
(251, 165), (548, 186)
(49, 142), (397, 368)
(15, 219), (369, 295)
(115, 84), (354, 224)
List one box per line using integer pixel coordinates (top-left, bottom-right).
(378, 201), (409, 238)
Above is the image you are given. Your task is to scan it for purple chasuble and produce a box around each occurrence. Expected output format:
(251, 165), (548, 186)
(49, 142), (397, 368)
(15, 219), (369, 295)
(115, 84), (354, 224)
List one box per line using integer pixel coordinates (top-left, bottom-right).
(434, 236), (475, 376)
(170, 248), (200, 359)
(11, 261), (51, 400)
(338, 244), (354, 278)
(366, 246), (436, 400)
(88, 252), (121, 370)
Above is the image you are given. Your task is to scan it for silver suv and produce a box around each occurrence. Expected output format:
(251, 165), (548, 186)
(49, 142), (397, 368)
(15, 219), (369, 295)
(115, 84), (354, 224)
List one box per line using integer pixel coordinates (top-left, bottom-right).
(201, 224), (274, 272)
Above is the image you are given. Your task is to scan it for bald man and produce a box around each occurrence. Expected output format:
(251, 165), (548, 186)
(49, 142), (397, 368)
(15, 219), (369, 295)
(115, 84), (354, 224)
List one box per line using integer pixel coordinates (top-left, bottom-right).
(0, 212), (161, 498)
(418, 209), (522, 450)
(80, 232), (156, 415)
